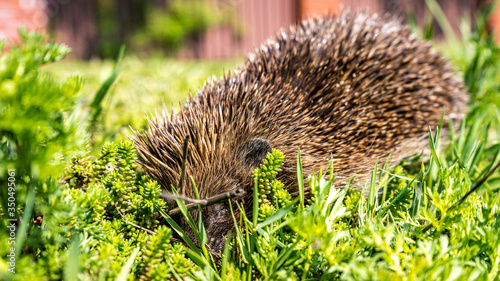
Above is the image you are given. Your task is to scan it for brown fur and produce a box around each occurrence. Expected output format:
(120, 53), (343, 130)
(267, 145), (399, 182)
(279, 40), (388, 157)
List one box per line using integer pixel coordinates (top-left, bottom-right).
(132, 11), (468, 251)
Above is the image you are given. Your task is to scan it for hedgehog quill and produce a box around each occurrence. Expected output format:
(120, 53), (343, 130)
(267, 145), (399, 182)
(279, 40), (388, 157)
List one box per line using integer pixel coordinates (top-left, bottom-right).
(132, 11), (467, 251)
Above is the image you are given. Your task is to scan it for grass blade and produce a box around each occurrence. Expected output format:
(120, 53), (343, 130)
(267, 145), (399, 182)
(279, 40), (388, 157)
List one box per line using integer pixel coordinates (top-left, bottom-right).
(425, 0), (457, 42)
(192, 177), (207, 247)
(229, 200), (250, 263)
(157, 207), (202, 256)
(89, 47), (125, 133)
(428, 127), (442, 171)
(170, 185), (203, 244)
(64, 235), (81, 281)
(253, 171), (259, 226)
(14, 186), (35, 259)
(409, 164), (425, 220)
(367, 158), (378, 217)
(115, 247), (140, 281)
(297, 149), (305, 210)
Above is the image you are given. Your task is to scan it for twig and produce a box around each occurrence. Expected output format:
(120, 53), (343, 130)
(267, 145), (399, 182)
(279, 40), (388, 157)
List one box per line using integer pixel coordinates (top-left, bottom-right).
(114, 203), (156, 235)
(170, 237), (184, 244)
(96, 151), (112, 161)
(422, 161), (500, 234)
(168, 189), (246, 217)
(159, 136), (195, 205)
(160, 190), (208, 205)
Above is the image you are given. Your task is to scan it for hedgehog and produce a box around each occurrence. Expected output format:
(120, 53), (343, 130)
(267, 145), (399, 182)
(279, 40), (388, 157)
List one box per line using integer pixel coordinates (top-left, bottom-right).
(132, 11), (468, 251)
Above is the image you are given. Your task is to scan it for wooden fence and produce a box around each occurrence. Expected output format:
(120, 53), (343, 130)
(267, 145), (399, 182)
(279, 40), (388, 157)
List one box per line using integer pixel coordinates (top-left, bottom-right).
(180, 0), (482, 59)
(0, 0), (487, 59)
(179, 0), (298, 59)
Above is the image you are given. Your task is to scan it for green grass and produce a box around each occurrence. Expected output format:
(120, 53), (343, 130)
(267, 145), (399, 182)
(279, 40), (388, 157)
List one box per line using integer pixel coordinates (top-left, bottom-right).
(45, 56), (239, 149)
(1, 3), (500, 281)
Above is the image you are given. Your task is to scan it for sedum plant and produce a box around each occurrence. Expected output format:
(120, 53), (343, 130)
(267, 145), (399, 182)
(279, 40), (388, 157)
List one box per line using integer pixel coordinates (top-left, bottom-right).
(0, 32), (198, 280)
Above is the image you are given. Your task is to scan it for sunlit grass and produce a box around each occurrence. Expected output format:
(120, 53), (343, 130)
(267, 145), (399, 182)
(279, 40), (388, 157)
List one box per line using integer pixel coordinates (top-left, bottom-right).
(45, 56), (240, 148)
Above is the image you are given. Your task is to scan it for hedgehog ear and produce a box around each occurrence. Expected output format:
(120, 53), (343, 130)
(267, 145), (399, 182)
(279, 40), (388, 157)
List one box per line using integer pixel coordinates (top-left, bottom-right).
(243, 138), (272, 167)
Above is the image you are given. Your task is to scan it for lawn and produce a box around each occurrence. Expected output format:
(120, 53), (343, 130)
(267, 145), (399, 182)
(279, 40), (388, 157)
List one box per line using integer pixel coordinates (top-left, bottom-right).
(45, 56), (240, 148)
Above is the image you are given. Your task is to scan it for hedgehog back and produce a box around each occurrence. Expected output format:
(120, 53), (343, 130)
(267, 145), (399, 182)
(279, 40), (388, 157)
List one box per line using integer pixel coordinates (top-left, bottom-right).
(133, 12), (468, 248)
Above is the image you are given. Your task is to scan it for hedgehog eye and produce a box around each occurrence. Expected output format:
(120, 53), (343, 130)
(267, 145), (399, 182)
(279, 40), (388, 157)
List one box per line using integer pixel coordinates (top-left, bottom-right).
(243, 138), (272, 167)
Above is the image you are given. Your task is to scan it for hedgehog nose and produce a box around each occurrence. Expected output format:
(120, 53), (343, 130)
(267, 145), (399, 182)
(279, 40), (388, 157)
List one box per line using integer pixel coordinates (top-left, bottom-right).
(202, 204), (233, 252)
(206, 234), (227, 253)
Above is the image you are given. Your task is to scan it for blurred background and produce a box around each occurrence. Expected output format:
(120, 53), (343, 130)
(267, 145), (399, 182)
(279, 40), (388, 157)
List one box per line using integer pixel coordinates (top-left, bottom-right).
(0, 0), (498, 148)
(0, 0), (495, 60)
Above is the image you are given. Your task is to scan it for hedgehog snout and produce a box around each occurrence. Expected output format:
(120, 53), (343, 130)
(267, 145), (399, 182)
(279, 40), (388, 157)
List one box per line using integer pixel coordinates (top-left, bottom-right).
(203, 203), (235, 252)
